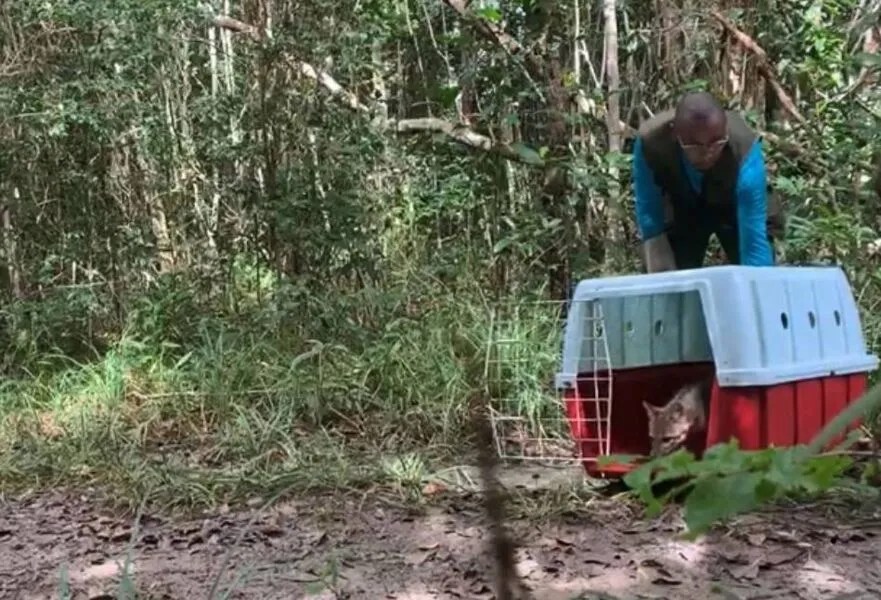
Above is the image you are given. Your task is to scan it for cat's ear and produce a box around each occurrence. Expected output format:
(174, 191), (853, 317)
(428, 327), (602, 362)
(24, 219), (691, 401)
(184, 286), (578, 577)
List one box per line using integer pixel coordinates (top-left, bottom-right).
(642, 401), (657, 415)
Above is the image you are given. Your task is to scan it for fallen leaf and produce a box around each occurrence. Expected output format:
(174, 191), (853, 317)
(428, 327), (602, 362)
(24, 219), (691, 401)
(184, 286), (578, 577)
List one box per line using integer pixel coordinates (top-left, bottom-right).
(767, 530), (799, 543)
(404, 549), (436, 565)
(638, 566), (682, 585)
(260, 526), (284, 538)
(517, 556), (541, 579)
(70, 560), (128, 583)
(555, 536), (575, 546)
(636, 559), (683, 585)
(763, 548), (805, 567)
(831, 530), (869, 543)
(729, 559), (761, 580)
(652, 574), (683, 585)
(747, 533), (766, 546)
(110, 529), (131, 543)
(422, 481), (447, 496)
(307, 530), (328, 546)
(718, 548), (748, 564)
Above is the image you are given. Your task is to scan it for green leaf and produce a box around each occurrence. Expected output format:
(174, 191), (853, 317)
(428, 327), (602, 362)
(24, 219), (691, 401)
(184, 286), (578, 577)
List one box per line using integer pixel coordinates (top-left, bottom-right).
(764, 447), (804, 489)
(650, 450), (698, 485)
(475, 6), (502, 22)
(621, 462), (661, 512)
(802, 454), (852, 492)
(853, 52), (881, 67)
(492, 237), (514, 254)
(682, 472), (763, 536)
(511, 142), (544, 165)
(681, 79), (709, 92)
(621, 460), (653, 490)
(305, 582), (327, 595)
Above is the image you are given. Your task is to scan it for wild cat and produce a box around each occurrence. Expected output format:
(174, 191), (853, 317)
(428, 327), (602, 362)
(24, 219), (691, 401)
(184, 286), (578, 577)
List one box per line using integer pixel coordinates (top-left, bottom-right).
(643, 377), (714, 457)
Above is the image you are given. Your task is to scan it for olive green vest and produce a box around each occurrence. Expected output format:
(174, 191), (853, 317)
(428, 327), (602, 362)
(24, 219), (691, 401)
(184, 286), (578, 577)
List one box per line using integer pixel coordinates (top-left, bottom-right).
(637, 109), (757, 230)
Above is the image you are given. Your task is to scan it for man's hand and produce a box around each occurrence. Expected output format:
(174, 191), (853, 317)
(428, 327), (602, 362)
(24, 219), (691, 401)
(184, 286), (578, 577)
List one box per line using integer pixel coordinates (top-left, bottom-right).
(643, 234), (677, 273)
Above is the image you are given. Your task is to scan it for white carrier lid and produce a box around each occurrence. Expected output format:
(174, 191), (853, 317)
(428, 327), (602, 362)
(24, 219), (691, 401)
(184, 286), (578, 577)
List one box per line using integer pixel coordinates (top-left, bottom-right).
(555, 265), (878, 389)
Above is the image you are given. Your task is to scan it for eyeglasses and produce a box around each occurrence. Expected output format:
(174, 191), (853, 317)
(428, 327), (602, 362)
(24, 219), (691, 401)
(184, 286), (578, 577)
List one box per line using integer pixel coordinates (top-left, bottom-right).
(678, 136), (728, 154)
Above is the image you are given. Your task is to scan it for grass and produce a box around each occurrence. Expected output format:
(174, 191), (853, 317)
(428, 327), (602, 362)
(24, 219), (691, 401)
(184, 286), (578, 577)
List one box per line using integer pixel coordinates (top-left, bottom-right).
(3, 262), (881, 514)
(0, 272), (571, 513)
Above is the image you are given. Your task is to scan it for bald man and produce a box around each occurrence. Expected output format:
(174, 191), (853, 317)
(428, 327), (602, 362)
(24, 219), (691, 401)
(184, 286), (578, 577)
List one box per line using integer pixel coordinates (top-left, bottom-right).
(632, 92), (784, 272)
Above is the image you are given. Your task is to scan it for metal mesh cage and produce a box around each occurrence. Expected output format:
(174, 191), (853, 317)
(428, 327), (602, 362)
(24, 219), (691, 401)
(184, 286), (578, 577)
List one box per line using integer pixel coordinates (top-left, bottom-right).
(486, 299), (613, 466)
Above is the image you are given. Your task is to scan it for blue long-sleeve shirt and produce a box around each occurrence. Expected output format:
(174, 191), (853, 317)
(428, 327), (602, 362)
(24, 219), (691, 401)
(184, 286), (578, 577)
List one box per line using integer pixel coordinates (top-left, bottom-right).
(632, 136), (774, 266)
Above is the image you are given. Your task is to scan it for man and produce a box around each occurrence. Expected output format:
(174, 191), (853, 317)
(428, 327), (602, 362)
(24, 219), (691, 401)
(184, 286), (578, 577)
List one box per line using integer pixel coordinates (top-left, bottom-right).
(632, 91), (784, 272)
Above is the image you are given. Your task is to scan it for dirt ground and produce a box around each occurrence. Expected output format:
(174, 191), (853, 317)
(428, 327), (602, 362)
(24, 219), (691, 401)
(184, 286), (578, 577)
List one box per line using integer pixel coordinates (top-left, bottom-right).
(3, 467), (881, 600)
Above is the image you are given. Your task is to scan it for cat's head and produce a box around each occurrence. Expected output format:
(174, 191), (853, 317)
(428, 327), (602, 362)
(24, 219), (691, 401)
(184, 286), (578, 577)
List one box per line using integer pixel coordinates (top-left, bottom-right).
(643, 400), (693, 457)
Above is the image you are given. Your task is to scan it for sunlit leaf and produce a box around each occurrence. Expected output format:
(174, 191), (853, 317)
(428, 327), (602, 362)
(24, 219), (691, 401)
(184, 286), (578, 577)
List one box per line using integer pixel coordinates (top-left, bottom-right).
(511, 142), (543, 165)
(475, 6), (502, 23)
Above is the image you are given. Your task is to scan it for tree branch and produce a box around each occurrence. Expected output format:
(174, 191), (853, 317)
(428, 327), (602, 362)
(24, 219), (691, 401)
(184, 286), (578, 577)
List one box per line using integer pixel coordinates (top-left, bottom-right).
(209, 15), (542, 165)
(758, 130), (826, 174)
(709, 9), (806, 125)
(440, 0), (546, 78)
(440, 1), (631, 141)
(211, 15), (262, 40)
(394, 118), (533, 163)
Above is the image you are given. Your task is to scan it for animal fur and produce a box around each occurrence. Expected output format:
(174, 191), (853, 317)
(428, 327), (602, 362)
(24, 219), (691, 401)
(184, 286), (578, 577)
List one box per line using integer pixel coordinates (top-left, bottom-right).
(643, 377), (713, 457)
(473, 408), (536, 600)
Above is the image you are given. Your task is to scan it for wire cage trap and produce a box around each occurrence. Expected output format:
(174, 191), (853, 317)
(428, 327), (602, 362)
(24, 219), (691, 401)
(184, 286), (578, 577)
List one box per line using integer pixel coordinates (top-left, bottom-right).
(485, 298), (613, 467)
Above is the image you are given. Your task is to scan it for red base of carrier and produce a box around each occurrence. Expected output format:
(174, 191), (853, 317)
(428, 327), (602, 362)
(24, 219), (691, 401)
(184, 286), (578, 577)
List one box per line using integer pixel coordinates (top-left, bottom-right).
(563, 362), (867, 478)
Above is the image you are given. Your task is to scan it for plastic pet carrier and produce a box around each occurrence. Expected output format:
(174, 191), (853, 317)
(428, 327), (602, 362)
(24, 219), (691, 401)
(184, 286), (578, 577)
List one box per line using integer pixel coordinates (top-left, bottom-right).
(555, 265), (878, 477)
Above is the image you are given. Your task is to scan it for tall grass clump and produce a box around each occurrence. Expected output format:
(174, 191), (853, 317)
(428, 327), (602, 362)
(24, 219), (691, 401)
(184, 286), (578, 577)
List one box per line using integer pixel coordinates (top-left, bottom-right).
(0, 264), (568, 509)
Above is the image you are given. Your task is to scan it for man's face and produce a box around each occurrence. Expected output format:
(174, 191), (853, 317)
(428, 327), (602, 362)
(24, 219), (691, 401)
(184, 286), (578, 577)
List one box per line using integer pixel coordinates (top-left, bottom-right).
(673, 116), (728, 171)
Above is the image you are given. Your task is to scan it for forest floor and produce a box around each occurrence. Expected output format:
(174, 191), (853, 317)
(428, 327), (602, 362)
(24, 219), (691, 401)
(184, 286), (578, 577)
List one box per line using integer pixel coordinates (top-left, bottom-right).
(3, 464), (881, 600)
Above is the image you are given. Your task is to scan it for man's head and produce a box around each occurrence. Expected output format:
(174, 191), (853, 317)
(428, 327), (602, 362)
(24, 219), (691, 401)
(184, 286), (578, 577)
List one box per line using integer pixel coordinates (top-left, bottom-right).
(672, 92), (728, 171)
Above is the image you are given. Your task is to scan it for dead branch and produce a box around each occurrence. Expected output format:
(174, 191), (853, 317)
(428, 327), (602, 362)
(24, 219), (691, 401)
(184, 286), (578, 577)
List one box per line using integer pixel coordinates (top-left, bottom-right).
(602, 0), (623, 153)
(210, 14), (541, 165)
(709, 9), (806, 125)
(292, 59), (369, 114)
(758, 130), (826, 175)
(393, 118), (531, 162)
(440, 0), (545, 78)
(211, 15), (262, 40)
(441, 0), (633, 138)
(838, 25), (881, 101)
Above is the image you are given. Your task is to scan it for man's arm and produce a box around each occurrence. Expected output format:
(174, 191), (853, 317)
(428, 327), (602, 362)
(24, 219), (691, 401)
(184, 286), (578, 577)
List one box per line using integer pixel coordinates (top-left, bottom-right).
(632, 137), (676, 272)
(735, 140), (775, 266)
(632, 136), (665, 241)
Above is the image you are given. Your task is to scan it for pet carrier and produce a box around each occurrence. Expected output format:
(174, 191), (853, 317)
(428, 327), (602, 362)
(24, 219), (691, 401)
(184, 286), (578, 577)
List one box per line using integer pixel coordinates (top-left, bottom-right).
(555, 265), (878, 477)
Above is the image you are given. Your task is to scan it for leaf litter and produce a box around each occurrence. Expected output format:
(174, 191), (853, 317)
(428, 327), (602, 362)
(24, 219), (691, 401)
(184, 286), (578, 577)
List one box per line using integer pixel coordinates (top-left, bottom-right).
(2, 490), (881, 599)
